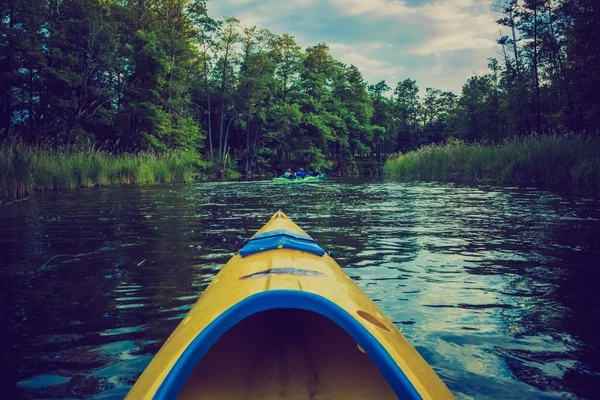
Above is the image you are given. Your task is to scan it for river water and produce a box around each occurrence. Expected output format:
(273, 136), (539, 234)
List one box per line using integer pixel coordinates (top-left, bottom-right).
(1, 179), (599, 399)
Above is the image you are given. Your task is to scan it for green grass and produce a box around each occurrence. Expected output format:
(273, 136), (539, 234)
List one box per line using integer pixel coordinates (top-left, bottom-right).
(384, 135), (600, 187)
(1, 141), (197, 202)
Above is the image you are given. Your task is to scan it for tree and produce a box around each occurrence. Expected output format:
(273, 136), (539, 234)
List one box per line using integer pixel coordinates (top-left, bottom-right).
(296, 44), (338, 168)
(189, 11), (220, 159)
(368, 80), (392, 165)
(519, 0), (545, 134)
(495, 0), (522, 80)
(452, 75), (503, 141)
(562, 0), (600, 131)
(393, 79), (421, 150)
(215, 17), (240, 162)
(272, 34), (303, 100)
(237, 28), (277, 173)
(421, 88), (457, 144)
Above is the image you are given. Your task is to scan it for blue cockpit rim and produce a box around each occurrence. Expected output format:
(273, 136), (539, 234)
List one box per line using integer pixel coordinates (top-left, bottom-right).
(251, 228), (313, 241)
(152, 290), (422, 400)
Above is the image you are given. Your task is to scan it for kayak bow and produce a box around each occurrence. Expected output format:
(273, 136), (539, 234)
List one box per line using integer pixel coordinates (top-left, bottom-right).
(127, 211), (454, 399)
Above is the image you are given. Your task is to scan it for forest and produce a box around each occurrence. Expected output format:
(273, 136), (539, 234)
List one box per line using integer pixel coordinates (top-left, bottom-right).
(1, 0), (599, 184)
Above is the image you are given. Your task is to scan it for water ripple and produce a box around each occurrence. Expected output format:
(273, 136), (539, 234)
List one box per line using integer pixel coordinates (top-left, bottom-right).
(1, 179), (599, 399)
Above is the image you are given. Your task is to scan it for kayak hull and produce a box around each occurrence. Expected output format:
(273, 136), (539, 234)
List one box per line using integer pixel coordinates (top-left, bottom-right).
(272, 176), (323, 183)
(126, 211), (454, 399)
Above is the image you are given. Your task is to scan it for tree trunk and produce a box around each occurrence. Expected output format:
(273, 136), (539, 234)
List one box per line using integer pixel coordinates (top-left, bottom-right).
(249, 124), (260, 173)
(1, 96), (11, 137)
(532, 6), (543, 134)
(166, 54), (175, 114)
(245, 104), (251, 172)
(204, 52), (213, 159)
(499, 37), (513, 88)
(511, 12), (520, 78)
(218, 44), (230, 159)
(29, 69), (35, 135)
(1, 7), (14, 134)
(223, 117), (234, 165)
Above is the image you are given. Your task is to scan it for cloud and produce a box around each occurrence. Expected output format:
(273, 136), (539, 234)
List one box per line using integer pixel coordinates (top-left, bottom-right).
(414, 33), (497, 56)
(330, 0), (498, 56)
(207, 0), (501, 93)
(415, 2), (499, 55)
(361, 41), (394, 51)
(329, 0), (415, 17)
(229, 0), (254, 5)
(328, 43), (402, 83)
(235, 11), (264, 28)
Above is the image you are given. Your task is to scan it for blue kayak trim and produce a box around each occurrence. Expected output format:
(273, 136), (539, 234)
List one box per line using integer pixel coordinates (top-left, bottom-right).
(152, 290), (422, 400)
(252, 228), (313, 241)
(240, 229), (325, 257)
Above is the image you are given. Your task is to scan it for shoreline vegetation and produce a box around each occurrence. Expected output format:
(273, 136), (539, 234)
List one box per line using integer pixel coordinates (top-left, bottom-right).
(3, 134), (600, 203)
(0, 141), (196, 202)
(384, 135), (600, 187)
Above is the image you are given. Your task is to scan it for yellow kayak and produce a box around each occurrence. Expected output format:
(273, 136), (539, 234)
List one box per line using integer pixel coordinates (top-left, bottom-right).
(127, 211), (454, 399)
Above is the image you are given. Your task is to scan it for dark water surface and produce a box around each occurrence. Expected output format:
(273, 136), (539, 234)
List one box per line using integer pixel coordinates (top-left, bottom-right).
(2, 179), (600, 399)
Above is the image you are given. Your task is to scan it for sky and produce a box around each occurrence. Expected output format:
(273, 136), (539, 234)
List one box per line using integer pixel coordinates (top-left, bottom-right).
(207, 0), (502, 95)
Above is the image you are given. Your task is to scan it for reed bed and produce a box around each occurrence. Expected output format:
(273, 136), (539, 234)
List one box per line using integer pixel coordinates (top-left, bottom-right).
(384, 135), (600, 187)
(1, 141), (196, 202)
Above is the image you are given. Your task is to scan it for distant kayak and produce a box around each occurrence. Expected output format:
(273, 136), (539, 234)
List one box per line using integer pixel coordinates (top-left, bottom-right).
(126, 211), (454, 399)
(272, 175), (323, 183)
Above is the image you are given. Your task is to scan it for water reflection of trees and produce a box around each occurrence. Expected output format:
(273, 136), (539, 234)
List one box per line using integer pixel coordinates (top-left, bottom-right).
(449, 187), (600, 399)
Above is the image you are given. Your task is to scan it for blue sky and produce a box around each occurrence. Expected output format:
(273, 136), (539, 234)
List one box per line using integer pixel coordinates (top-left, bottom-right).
(207, 0), (501, 94)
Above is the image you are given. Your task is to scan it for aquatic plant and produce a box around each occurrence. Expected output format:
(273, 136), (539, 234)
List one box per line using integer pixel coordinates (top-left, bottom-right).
(0, 140), (197, 202)
(384, 134), (600, 187)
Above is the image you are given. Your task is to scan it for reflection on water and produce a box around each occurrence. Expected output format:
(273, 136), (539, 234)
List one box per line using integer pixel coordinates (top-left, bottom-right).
(1, 179), (599, 399)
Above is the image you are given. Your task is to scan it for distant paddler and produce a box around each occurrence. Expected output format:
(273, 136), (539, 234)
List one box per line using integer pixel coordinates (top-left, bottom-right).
(282, 168), (296, 180)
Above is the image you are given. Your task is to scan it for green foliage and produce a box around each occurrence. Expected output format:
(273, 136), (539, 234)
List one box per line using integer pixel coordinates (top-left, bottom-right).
(2, 0), (599, 184)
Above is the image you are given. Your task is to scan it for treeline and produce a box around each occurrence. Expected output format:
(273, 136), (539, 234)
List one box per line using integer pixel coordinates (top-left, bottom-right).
(1, 0), (598, 175)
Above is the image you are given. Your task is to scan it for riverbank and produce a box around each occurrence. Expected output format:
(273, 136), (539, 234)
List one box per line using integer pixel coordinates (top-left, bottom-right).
(0, 142), (197, 202)
(384, 135), (600, 187)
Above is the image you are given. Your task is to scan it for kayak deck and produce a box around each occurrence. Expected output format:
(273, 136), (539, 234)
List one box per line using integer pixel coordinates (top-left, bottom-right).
(126, 211), (454, 399)
(179, 309), (396, 399)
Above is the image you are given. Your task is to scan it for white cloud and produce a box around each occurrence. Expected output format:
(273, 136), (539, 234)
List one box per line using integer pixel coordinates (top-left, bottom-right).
(417, 2), (498, 55)
(328, 43), (402, 82)
(414, 33), (496, 56)
(411, 49), (494, 94)
(329, 0), (414, 17)
(236, 11), (265, 27)
(361, 41), (393, 51)
(330, 0), (498, 56)
(211, 0), (315, 23)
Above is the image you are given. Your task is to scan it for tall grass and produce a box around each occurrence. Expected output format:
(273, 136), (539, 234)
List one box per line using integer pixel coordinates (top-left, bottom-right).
(1, 141), (196, 202)
(384, 135), (600, 187)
